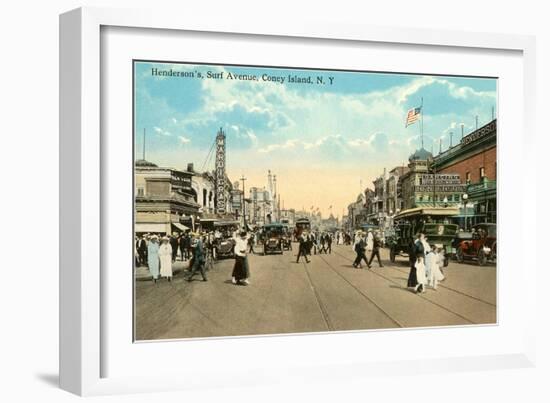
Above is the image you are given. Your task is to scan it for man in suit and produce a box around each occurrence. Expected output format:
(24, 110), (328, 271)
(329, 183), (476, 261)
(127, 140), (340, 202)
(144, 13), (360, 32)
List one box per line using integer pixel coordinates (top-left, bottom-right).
(296, 233), (311, 263)
(368, 234), (384, 267)
(352, 233), (370, 268)
(136, 235), (148, 266)
(170, 233), (179, 262)
(186, 234), (207, 282)
(179, 232), (190, 261)
(326, 233), (332, 254)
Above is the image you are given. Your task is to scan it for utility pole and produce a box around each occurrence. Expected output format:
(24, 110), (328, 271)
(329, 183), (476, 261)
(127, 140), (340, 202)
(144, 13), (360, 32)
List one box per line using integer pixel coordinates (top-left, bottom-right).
(450, 131), (453, 148)
(240, 175), (247, 229)
(461, 123), (465, 139)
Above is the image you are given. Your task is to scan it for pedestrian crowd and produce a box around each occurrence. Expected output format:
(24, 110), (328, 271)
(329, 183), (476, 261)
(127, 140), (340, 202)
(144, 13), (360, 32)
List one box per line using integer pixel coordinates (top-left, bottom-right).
(136, 227), (448, 295)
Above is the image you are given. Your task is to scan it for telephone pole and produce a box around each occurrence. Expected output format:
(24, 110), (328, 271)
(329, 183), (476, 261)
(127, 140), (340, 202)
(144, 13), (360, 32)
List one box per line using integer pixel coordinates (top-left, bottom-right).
(240, 175), (247, 228)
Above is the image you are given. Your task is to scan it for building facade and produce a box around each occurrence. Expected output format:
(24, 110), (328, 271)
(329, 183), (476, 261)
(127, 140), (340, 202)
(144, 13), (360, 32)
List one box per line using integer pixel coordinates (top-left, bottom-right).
(134, 159), (201, 235)
(399, 148), (467, 211)
(432, 119), (497, 224)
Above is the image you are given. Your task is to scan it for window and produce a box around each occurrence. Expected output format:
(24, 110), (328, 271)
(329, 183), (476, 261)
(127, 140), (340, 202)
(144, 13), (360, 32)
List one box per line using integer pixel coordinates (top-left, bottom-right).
(480, 167), (485, 179)
(137, 187), (144, 196)
(454, 194), (460, 202)
(466, 172), (471, 183)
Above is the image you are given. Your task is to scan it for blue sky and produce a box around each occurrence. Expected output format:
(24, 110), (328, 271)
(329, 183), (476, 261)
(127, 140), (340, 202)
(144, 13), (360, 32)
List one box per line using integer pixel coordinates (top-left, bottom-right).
(134, 61), (497, 216)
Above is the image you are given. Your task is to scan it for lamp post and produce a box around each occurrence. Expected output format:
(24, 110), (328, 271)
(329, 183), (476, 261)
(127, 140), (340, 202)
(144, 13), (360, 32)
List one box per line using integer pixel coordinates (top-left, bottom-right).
(462, 193), (469, 231)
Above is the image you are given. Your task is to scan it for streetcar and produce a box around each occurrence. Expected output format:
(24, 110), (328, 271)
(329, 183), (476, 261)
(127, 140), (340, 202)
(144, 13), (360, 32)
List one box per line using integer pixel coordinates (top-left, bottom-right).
(294, 217), (311, 240)
(386, 206), (459, 266)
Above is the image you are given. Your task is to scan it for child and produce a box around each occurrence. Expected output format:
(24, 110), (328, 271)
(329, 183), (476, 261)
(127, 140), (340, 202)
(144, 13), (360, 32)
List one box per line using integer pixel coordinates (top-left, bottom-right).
(437, 246), (446, 277)
(427, 245), (445, 289)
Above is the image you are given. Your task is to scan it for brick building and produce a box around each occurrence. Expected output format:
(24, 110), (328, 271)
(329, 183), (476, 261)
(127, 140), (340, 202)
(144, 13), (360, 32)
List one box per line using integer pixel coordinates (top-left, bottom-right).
(432, 119), (497, 224)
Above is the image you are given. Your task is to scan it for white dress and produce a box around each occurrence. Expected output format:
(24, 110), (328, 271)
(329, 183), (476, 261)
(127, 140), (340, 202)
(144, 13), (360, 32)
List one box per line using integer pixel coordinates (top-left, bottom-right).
(366, 232), (374, 253)
(159, 243), (173, 278)
(415, 260), (427, 285)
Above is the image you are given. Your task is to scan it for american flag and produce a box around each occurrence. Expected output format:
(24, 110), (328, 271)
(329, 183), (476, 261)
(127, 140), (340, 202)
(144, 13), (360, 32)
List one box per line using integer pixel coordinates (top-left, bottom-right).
(405, 106), (422, 127)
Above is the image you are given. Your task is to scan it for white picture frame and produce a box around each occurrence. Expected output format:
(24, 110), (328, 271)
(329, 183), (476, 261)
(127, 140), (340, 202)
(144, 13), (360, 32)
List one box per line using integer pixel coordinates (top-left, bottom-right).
(60, 6), (537, 396)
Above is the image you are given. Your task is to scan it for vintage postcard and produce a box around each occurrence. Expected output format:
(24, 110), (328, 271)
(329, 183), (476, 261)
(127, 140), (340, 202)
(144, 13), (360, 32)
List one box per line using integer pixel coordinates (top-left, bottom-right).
(133, 60), (497, 341)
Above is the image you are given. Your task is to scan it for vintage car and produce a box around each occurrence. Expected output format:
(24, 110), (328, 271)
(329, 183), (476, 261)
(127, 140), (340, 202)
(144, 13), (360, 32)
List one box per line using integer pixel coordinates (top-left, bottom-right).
(281, 225), (292, 250)
(212, 221), (239, 258)
(386, 206), (460, 267)
(262, 223), (285, 255)
(455, 223), (497, 266)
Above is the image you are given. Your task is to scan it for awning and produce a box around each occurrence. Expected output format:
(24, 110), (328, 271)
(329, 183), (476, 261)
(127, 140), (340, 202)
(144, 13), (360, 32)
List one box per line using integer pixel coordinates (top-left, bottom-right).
(172, 222), (190, 232)
(135, 223), (167, 233)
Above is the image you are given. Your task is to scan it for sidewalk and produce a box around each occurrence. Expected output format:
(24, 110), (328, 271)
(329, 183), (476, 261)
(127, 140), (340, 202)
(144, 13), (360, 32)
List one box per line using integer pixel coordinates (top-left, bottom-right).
(135, 260), (190, 281)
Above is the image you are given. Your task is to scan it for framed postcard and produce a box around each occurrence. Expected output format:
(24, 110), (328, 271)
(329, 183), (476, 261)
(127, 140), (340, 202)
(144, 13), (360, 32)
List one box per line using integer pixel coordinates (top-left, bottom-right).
(60, 7), (537, 396)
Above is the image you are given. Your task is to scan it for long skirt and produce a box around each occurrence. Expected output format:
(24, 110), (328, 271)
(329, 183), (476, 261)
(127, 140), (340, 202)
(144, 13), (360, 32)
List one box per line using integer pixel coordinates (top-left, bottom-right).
(407, 264), (418, 287)
(232, 256), (247, 281)
(148, 254), (160, 279)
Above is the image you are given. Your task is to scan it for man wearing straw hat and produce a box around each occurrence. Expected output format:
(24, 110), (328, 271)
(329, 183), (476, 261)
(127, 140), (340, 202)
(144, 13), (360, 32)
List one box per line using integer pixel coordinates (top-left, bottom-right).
(352, 231), (370, 269)
(185, 232), (208, 282)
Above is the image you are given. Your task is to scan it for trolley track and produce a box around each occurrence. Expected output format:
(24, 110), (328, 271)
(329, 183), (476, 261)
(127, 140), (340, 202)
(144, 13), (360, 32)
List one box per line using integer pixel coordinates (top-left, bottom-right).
(315, 254), (404, 328)
(383, 264), (496, 307)
(329, 249), (487, 325)
(302, 260), (335, 331)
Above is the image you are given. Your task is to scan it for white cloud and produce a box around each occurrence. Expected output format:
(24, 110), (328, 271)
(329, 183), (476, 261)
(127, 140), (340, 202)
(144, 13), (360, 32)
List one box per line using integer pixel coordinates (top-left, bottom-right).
(154, 126), (171, 136)
(258, 139), (299, 153)
(178, 136), (191, 144)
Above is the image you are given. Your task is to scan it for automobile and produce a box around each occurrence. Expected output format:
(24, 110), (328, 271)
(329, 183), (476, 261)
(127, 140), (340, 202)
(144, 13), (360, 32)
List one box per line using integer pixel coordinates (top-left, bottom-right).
(212, 221), (239, 258)
(455, 223), (497, 266)
(262, 223), (285, 255)
(386, 206), (460, 267)
(281, 225), (292, 250)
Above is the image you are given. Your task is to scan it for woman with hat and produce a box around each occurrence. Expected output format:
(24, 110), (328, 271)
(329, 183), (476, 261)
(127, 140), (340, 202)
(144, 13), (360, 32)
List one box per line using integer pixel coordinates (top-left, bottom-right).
(232, 231), (250, 285)
(158, 236), (173, 282)
(147, 235), (160, 283)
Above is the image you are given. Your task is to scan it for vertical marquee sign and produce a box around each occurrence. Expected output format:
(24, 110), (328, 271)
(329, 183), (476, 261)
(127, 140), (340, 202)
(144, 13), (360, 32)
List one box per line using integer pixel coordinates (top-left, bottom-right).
(215, 127), (226, 214)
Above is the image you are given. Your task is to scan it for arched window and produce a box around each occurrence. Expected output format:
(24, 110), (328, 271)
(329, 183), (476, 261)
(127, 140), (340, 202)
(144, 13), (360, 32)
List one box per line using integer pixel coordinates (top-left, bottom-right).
(203, 189), (207, 206)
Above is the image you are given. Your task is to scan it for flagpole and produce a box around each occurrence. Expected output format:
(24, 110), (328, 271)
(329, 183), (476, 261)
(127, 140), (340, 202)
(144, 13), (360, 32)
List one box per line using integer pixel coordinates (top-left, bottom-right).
(420, 97), (424, 149)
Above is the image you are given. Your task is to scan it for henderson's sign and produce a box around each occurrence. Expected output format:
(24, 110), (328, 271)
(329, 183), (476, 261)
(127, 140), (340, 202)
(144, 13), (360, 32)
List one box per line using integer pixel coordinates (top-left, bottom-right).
(460, 120), (497, 146)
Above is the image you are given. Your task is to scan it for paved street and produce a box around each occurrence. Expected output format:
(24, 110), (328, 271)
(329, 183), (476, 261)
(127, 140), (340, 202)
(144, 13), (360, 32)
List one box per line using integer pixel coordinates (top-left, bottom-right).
(135, 244), (496, 340)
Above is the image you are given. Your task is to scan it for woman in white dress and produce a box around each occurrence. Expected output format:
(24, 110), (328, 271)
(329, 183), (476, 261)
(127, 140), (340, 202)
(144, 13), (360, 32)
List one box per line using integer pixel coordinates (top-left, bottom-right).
(158, 237), (173, 282)
(428, 245), (445, 289)
(414, 255), (427, 293)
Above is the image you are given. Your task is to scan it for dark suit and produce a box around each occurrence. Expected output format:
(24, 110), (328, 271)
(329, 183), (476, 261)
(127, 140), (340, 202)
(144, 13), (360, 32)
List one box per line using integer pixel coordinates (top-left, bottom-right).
(368, 237), (383, 267)
(136, 238), (147, 266)
(169, 236), (178, 261)
(187, 240), (207, 281)
(179, 235), (190, 260)
(296, 237), (310, 263)
(353, 239), (369, 268)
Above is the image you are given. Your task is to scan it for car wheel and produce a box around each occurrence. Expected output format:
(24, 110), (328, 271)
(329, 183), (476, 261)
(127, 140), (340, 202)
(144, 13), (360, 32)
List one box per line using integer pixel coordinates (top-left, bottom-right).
(456, 248), (464, 263)
(478, 249), (487, 266)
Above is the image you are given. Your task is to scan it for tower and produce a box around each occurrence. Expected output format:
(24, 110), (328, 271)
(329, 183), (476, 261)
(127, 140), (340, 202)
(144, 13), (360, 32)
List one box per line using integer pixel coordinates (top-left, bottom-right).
(267, 170), (273, 198)
(273, 174), (277, 220)
(215, 127), (226, 214)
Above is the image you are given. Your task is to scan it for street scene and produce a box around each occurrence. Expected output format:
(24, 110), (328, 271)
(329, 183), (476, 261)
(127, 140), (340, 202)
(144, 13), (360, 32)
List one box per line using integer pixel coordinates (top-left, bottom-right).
(133, 61), (497, 341)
